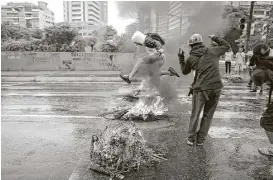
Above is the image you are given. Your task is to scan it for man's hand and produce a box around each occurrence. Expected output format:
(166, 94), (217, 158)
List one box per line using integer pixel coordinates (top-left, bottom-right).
(208, 35), (215, 39)
(156, 48), (164, 56)
(178, 48), (185, 64)
(178, 49), (184, 58)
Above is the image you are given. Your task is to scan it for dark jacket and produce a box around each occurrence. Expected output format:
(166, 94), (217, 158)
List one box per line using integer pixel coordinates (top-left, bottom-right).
(249, 54), (273, 70)
(179, 36), (230, 91)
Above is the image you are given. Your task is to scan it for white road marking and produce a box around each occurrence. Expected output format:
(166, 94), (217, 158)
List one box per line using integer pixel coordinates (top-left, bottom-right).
(1, 114), (103, 119)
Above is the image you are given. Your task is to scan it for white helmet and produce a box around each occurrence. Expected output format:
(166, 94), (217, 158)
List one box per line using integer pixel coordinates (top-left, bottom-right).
(132, 31), (146, 46)
(189, 34), (203, 45)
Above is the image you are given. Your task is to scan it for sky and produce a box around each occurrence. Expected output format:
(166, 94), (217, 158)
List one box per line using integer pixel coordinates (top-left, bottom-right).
(1, 0), (135, 34)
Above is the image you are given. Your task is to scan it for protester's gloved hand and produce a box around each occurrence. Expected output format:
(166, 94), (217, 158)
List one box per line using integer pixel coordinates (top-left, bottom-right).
(208, 34), (215, 39)
(156, 48), (164, 56)
(178, 48), (185, 64)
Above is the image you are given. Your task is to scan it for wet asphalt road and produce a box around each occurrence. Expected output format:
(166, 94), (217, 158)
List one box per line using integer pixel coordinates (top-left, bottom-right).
(2, 75), (273, 180)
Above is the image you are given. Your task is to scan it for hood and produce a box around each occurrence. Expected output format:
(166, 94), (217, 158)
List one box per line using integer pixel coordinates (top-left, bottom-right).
(190, 44), (208, 57)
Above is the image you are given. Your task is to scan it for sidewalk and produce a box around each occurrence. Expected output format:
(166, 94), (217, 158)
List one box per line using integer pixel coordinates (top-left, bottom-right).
(1, 71), (143, 82)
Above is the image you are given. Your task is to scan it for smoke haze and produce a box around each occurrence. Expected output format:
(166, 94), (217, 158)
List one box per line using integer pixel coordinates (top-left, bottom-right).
(116, 1), (228, 101)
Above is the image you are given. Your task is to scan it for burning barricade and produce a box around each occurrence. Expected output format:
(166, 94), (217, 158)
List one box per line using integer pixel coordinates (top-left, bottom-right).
(102, 80), (169, 121)
(90, 122), (167, 179)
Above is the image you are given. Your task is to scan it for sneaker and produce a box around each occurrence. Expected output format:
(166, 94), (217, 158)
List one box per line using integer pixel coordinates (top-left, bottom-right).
(197, 142), (204, 146)
(168, 67), (180, 77)
(258, 147), (273, 157)
(119, 74), (131, 84)
(250, 89), (257, 92)
(187, 140), (194, 146)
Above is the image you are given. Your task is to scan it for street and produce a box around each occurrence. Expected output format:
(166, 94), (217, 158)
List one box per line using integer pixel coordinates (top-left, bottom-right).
(1, 74), (273, 180)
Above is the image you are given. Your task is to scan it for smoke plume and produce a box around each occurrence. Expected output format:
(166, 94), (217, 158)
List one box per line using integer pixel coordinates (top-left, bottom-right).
(115, 1), (169, 19)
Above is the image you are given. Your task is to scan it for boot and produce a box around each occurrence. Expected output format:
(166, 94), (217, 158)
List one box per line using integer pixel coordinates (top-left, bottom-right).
(168, 67), (180, 77)
(119, 74), (131, 84)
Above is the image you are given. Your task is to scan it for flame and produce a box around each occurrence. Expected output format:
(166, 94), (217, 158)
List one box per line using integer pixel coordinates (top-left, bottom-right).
(124, 88), (168, 120)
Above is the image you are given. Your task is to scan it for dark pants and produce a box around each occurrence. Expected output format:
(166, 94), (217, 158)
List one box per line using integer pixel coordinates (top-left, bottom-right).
(188, 89), (221, 143)
(225, 61), (231, 74)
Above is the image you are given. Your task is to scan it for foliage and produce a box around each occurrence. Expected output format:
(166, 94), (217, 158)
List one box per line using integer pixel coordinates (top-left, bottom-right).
(1, 22), (32, 42)
(44, 23), (77, 46)
(118, 34), (136, 53)
(86, 36), (98, 51)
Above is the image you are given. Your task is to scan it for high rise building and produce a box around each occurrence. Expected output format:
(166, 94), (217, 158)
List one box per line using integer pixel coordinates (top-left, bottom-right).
(125, 22), (138, 37)
(63, 1), (108, 37)
(1, 1), (55, 29)
(100, 1), (108, 25)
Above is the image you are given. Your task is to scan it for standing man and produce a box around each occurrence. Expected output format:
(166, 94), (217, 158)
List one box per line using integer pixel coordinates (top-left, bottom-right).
(178, 34), (230, 146)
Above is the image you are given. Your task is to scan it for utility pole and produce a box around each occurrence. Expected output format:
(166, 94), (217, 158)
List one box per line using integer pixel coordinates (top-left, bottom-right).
(245, 1), (255, 52)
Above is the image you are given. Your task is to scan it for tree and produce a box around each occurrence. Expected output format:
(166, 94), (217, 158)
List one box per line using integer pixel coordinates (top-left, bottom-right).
(44, 23), (77, 49)
(118, 34), (136, 53)
(1, 22), (32, 41)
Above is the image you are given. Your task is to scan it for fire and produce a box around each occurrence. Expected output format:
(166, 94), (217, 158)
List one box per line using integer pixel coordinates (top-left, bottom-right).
(124, 88), (168, 120)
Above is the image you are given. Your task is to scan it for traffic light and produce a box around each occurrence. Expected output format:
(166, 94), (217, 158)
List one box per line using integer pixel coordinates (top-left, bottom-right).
(239, 18), (246, 30)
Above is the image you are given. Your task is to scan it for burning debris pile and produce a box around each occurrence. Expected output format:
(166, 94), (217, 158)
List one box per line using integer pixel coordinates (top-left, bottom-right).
(102, 93), (168, 121)
(102, 80), (169, 121)
(90, 122), (167, 179)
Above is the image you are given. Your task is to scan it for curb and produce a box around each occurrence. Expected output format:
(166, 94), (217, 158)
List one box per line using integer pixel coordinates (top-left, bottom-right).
(1, 77), (142, 83)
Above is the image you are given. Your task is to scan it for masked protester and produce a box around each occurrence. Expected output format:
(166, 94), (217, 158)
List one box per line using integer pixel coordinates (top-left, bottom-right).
(120, 31), (179, 84)
(178, 34), (230, 146)
(249, 43), (273, 107)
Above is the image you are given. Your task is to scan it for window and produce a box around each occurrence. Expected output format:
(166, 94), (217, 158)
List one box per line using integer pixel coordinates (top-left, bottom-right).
(72, 14), (81, 17)
(266, 11), (270, 16)
(83, 33), (87, 36)
(254, 10), (264, 15)
(72, 9), (81, 12)
(78, 27), (82, 30)
(73, 19), (81, 22)
(78, 33), (82, 36)
(32, 12), (39, 17)
(7, 13), (18, 17)
(88, 9), (99, 15)
(72, 5), (81, 7)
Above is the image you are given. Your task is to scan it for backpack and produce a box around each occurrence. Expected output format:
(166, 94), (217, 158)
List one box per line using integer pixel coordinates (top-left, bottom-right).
(146, 33), (165, 46)
(260, 102), (273, 132)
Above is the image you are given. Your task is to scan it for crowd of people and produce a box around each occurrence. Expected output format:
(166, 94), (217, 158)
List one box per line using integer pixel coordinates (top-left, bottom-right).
(119, 30), (273, 157)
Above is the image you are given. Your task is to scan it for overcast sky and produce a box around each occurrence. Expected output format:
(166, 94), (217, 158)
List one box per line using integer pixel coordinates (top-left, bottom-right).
(1, 0), (135, 34)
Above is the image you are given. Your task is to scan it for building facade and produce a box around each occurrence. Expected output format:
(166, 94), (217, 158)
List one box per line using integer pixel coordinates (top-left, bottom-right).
(1, 1), (55, 29)
(63, 1), (108, 37)
(100, 1), (108, 25)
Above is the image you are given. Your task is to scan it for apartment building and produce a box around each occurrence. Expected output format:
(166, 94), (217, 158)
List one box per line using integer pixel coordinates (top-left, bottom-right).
(63, 1), (107, 37)
(1, 1), (55, 29)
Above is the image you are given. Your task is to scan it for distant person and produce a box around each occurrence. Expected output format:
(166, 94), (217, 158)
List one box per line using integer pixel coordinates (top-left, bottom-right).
(235, 47), (246, 76)
(120, 31), (179, 84)
(178, 34), (230, 146)
(224, 48), (233, 76)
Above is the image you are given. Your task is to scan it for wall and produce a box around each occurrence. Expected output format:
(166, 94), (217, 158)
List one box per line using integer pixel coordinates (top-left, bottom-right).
(1, 52), (135, 71)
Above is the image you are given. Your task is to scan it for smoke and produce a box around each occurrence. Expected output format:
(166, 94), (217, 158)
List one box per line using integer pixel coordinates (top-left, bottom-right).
(115, 1), (169, 19)
(116, 1), (228, 102)
(180, 2), (227, 46)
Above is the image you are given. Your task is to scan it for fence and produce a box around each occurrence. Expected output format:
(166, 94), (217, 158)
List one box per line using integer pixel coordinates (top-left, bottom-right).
(1, 52), (135, 71)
